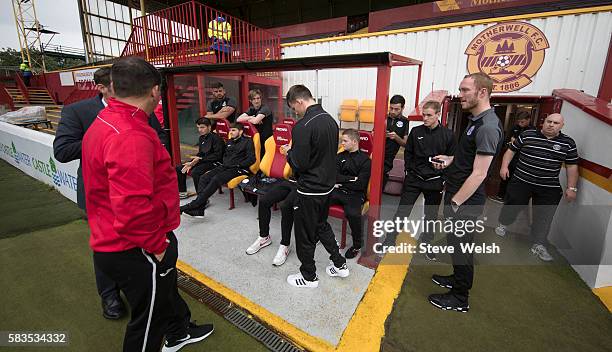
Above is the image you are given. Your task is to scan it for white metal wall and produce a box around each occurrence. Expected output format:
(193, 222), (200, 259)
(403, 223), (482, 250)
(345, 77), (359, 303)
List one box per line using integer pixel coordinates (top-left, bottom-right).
(282, 11), (612, 118)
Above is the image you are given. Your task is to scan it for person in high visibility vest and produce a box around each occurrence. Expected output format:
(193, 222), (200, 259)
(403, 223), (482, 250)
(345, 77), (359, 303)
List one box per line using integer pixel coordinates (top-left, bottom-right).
(20, 61), (32, 86)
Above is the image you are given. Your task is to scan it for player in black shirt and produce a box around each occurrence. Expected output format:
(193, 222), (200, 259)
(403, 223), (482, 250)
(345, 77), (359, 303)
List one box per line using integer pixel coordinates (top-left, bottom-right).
(206, 81), (238, 123)
(387, 101), (456, 260)
(176, 118), (224, 199)
(237, 89), (273, 157)
(383, 95), (409, 187)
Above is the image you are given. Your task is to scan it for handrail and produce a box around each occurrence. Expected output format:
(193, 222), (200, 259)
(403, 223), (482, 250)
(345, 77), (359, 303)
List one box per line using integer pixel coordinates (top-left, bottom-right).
(13, 73), (29, 104)
(0, 82), (15, 110)
(121, 0), (281, 66)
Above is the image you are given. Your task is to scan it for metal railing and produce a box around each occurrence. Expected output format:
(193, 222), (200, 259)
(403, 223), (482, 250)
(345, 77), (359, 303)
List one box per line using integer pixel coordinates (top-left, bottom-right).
(121, 0), (281, 66)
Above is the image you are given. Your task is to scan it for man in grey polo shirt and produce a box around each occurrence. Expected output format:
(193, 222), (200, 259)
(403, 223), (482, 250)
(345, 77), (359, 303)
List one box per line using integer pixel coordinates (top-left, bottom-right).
(428, 72), (503, 312)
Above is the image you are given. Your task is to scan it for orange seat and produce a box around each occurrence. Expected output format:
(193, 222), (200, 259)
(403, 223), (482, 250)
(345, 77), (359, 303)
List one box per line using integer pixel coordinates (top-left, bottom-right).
(358, 100), (375, 131)
(339, 99), (358, 128)
(329, 130), (372, 249)
(225, 121), (261, 209)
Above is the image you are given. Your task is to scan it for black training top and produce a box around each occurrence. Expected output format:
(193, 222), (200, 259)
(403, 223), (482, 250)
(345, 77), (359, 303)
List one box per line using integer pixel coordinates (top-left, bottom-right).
(222, 135), (255, 170)
(445, 108), (503, 195)
(196, 132), (224, 163)
(287, 104), (339, 195)
(336, 150), (371, 197)
(404, 124), (456, 180)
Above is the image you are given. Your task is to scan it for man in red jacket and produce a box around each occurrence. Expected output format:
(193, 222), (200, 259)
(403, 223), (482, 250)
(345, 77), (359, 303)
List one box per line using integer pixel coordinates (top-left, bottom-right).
(82, 57), (213, 352)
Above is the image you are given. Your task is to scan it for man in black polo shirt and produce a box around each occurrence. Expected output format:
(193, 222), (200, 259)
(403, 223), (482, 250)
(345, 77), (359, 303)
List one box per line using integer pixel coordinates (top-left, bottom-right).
(387, 100), (456, 261)
(495, 113), (578, 261)
(206, 81), (238, 123)
(237, 88), (273, 157)
(491, 109), (534, 202)
(176, 117), (224, 199)
(383, 95), (409, 187)
(429, 73), (503, 312)
(284, 85), (348, 288)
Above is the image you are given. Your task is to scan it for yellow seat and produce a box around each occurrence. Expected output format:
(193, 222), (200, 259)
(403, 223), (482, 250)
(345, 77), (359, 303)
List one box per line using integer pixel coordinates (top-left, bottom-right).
(358, 100), (375, 130)
(339, 99), (358, 127)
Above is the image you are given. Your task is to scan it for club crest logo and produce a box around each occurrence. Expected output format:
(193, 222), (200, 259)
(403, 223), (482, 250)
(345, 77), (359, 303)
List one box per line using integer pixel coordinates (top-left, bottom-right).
(465, 21), (549, 93)
(396, 121), (404, 128)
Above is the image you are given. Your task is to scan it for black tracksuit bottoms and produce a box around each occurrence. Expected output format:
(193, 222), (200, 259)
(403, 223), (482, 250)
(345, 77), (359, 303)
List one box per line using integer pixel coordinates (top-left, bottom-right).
(393, 172), (443, 243)
(294, 192), (346, 281)
(329, 189), (364, 248)
(258, 180), (296, 246)
(93, 232), (191, 352)
(443, 191), (484, 302)
(175, 161), (217, 193)
(498, 178), (563, 245)
(189, 166), (246, 208)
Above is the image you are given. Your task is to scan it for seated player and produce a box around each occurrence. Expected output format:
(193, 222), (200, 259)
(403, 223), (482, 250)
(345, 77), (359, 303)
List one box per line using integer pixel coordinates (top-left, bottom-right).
(176, 118), (224, 199)
(180, 123), (255, 218)
(331, 129), (371, 259)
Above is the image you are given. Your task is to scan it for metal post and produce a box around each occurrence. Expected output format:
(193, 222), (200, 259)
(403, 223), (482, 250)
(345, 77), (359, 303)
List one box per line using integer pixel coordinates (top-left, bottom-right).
(140, 0), (149, 61)
(358, 64), (391, 269)
(166, 74), (181, 166)
(415, 63), (422, 108)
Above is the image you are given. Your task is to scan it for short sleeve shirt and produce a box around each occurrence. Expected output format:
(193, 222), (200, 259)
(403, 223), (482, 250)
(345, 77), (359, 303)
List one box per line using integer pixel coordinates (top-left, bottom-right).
(207, 96), (238, 122)
(246, 104), (273, 143)
(510, 129), (578, 187)
(445, 108), (503, 195)
(385, 115), (408, 159)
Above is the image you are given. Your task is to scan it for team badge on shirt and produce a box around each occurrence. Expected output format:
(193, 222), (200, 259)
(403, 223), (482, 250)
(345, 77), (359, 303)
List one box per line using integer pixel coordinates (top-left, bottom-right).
(553, 144), (561, 151)
(396, 121), (404, 128)
(467, 126), (475, 136)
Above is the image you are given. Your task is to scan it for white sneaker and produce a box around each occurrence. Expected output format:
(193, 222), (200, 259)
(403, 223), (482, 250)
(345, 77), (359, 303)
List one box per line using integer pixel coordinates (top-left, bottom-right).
(179, 192), (189, 199)
(272, 245), (290, 266)
(326, 262), (350, 278)
(495, 224), (507, 237)
(287, 273), (318, 288)
(245, 236), (271, 255)
(531, 244), (553, 262)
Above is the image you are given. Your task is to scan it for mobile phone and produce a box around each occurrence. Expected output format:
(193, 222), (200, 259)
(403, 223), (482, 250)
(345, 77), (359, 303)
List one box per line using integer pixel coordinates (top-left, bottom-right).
(429, 157), (446, 165)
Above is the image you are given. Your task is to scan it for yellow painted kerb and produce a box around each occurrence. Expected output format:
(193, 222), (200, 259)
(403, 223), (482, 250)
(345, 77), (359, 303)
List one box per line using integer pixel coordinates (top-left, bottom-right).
(336, 233), (414, 352)
(177, 260), (335, 352)
(592, 286), (612, 312)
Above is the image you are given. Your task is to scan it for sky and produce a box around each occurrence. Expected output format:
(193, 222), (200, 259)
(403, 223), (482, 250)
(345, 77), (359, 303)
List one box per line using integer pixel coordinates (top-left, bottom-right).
(0, 0), (84, 51)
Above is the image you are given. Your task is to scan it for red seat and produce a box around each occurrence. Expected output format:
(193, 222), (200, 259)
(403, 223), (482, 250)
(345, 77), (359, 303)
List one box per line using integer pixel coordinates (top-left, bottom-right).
(329, 130), (373, 249)
(383, 158), (405, 195)
(281, 118), (296, 127)
(214, 119), (231, 141)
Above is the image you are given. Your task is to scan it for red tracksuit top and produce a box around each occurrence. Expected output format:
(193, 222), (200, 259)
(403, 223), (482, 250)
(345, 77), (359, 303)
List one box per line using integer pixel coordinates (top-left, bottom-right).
(82, 98), (179, 254)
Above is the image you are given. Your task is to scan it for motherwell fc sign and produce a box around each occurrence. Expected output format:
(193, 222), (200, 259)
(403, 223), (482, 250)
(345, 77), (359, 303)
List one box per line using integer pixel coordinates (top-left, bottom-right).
(465, 21), (549, 93)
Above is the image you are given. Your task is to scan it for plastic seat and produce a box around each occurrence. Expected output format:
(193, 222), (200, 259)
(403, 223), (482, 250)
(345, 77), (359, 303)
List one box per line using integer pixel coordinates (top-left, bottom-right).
(225, 121), (261, 209)
(339, 99), (358, 128)
(281, 118), (296, 127)
(329, 130), (372, 249)
(358, 100), (375, 131)
(260, 123), (292, 179)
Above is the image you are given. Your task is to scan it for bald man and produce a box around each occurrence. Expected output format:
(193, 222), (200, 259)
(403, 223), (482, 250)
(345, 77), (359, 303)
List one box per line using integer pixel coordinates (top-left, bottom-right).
(495, 113), (579, 261)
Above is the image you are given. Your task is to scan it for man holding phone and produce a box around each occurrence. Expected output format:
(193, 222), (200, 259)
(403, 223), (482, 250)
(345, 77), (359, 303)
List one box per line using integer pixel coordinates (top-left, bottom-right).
(428, 73), (503, 312)
(387, 101), (456, 260)
(383, 95), (409, 187)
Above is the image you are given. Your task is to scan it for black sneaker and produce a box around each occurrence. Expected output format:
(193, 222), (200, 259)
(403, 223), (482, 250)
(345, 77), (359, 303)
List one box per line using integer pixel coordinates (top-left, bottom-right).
(162, 322), (214, 352)
(428, 292), (469, 312)
(183, 207), (205, 218)
(431, 274), (455, 289)
(344, 246), (360, 259)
